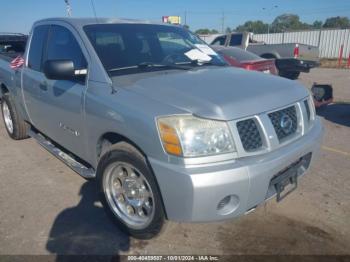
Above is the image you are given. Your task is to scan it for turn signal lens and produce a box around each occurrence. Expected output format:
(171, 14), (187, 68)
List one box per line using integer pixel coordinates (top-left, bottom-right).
(158, 122), (183, 156)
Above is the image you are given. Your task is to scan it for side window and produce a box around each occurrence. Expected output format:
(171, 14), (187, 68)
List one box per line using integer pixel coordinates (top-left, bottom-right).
(85, 30), (126, 70)
(46, 25), (87, 70)
(229, 34), (243, 46)
(212, 36), (226, 46)
(28, 25), (49, 71)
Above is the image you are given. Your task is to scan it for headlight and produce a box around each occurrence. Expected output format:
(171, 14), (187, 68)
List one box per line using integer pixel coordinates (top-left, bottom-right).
(157, 115), (236, 157)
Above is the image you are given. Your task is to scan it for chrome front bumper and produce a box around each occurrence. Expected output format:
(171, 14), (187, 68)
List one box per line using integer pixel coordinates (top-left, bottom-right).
(149, 117), (323, 222)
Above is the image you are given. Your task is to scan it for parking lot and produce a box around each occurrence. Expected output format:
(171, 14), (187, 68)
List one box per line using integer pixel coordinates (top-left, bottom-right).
(0, 68), (349, 256)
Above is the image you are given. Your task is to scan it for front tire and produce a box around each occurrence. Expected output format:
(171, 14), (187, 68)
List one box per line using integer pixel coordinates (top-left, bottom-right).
(97, 142), (165, 239)
(1, 93), (29, 140)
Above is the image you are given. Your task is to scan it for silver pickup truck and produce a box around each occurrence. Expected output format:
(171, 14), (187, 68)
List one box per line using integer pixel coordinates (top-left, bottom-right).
(0, 18), (323, 239)
(207, 32), (320, 80)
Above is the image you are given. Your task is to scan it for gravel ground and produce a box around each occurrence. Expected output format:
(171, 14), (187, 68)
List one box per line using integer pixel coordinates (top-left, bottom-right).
(0, 68), (349, 256)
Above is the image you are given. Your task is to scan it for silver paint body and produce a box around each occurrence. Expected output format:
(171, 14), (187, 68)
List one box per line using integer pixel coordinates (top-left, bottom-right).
(0, 18), (323, 222)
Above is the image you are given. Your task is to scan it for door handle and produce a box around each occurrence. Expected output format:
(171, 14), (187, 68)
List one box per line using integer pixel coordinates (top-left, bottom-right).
(39, 81), (48, 91)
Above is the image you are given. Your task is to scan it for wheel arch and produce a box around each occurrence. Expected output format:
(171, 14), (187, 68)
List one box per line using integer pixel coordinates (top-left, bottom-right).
(96, 132), (148, 161)
(96, 131), (169, 219)
(1, 83), (9, 97)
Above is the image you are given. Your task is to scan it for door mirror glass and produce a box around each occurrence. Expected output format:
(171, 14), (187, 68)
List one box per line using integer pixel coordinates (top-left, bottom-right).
(43, 60), (76, 80)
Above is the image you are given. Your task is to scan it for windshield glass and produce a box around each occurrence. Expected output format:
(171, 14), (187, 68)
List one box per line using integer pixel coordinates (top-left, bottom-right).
(84, 24), (226, 74)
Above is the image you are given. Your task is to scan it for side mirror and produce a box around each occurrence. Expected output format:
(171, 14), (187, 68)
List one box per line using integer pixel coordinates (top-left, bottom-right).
(43, 60), (74, 80)
(43, 60), (87, 80)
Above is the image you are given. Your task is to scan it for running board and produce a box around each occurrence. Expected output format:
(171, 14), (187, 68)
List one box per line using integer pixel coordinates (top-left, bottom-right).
(28, 130), (96, 179)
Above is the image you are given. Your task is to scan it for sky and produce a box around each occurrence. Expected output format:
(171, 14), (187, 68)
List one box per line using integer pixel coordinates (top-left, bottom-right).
(1, 0), (350, 34)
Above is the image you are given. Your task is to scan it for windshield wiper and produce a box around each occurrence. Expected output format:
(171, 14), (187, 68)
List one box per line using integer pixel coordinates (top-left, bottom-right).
(137, 62), (192, 70)
(107, 60), (226, 73)
(189, 59), (227, 67)
(108, 62), (191, 73)
(172, 59), (226, 67)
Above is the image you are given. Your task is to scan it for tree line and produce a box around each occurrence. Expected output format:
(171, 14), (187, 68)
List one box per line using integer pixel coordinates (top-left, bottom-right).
(195, 14), (350, 35)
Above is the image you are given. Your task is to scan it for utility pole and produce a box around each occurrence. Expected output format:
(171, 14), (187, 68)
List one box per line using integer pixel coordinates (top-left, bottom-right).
(64, 0), (72, 17)
(184, 10), (187, 26)
(262, 5), (278, 44)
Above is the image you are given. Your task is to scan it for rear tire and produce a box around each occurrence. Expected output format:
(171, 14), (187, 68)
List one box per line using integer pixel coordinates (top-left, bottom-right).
(97, 142), (165, 239)
(1, 93), (29, 140)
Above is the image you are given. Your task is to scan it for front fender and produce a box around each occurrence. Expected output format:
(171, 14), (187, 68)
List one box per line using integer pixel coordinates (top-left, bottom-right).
(83, 82), (185, 169)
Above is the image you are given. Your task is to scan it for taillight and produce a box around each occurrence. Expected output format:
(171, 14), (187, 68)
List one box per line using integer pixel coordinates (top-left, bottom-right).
(294, 44), (299, 58)
(223, 55), (240, 66)
(241, 60), (277, 75)
(271, 65), (278, 75)
(242, 64), (254, 70)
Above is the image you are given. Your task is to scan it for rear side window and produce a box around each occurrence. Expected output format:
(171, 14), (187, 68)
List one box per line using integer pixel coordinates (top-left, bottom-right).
(46, 25), (87, 69)
(212, 36), (226, 46)
(229, 34), (243, 46)
(28, 25), (49, 71)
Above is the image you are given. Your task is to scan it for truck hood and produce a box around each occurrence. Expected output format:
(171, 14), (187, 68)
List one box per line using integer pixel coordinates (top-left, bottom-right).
(111, 67), (309, 121)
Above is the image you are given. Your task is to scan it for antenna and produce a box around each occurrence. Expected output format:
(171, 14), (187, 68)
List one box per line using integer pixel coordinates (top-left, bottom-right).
(90, 0), (98, 22)
(64, 0), (72, 17)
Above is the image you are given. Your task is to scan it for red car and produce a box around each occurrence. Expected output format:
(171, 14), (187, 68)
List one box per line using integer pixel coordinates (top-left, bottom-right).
(212, 45), (278, 75)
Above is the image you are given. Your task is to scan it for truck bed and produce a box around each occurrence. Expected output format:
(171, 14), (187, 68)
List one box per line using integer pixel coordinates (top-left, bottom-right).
(247, 43), (319, 61)
(0, 33), (27, 62)
(0, 52), (22, 62)
(0, 34), (26, 91)
(0, 53), (21, 100)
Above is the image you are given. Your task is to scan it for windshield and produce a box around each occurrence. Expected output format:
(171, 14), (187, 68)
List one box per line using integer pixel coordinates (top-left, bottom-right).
(84, 24), (226, 75)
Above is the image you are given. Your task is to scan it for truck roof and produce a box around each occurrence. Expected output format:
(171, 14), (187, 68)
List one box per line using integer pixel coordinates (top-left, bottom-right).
(35, 17), (171, 28)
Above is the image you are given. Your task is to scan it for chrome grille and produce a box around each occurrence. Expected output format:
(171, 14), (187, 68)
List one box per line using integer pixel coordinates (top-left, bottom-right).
(232, 100), (311, 158)
(236, 119), (263, 151)
(268, 106), (298, 142)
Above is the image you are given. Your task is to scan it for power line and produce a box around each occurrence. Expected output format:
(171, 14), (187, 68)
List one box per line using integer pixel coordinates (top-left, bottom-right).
(90, 0), (98, 22)
(297, 9), (350, 15)
(178, 6), (350, 16)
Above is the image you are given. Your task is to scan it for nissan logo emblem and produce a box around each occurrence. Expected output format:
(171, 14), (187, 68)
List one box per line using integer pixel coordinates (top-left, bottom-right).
(280, 114), (293, 134)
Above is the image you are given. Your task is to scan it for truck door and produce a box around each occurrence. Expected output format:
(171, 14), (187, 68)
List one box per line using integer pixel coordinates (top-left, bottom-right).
(39, 24), (89, 159)
(22, 25), (50, 127)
